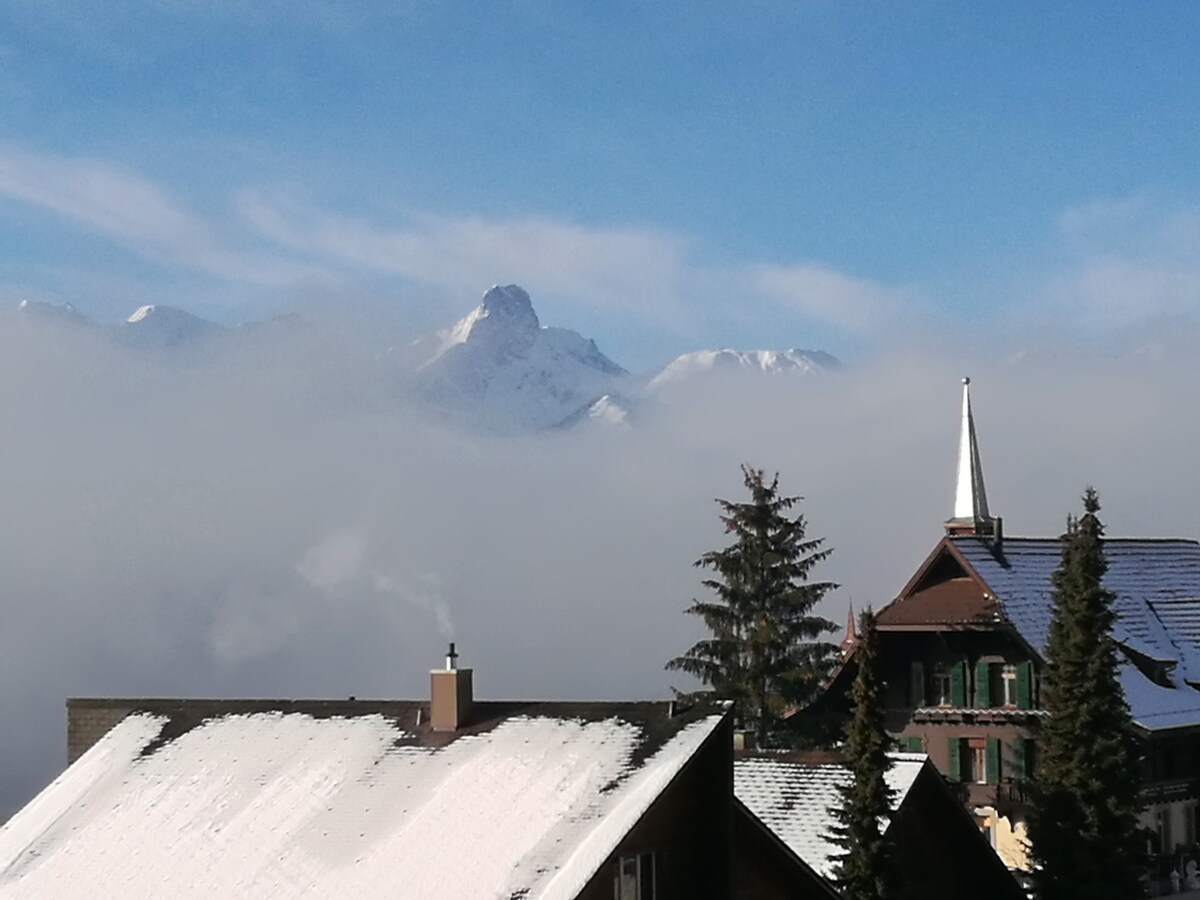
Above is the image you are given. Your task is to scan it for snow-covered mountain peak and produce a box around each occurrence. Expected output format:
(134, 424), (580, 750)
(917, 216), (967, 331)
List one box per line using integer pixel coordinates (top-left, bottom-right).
(413, 285), (628, 432)
(478, 284), (539, 326)
(421, 284), (542, 368)
(646, 347), (840, 394)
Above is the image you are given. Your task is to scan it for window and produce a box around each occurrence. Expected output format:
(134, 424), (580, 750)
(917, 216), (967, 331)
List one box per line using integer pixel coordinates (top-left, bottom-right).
(910, 662), (926, 707)
(951, 737), (1000, 783)
(972, 745), (988, 784)
(1000, 664), (1018, 707)
(932, 663), (952, 707)
(1157, 809), (1174, 854)
(615, 851), (656, 900)
(901, 734), (924, 753)
(1185, 804), (1197, 848)
(1017, 738), (1037, 781)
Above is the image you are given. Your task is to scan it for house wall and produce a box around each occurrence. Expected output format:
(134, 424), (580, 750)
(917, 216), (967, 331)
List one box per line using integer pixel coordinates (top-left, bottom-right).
(1141, 800), (1200, 854)
(889, 767), (1027, 900)
(877, 632), (1041, 788)
(862, 630), (1044, 873)
(979, 808), (1031, 871)
(732, 806), (835, 900)
(578, 716), (734, 900)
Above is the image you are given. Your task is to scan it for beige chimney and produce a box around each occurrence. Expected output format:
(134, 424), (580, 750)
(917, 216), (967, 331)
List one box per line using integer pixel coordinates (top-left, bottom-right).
(430, 642), (473, 732)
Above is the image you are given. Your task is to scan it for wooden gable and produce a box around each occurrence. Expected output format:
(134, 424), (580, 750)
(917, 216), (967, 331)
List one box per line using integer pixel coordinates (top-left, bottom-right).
(877, 538), (1003, 630)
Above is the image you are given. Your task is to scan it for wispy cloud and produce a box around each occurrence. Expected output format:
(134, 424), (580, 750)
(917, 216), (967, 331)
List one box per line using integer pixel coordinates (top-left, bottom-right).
(1037, 194), (1200, 333)
(237, 192), (694, 327)
(237, 191), (926, 342)
(750, 262), (915, 335)
(0, 144), (920, 342)
(0, 144), (329, 287)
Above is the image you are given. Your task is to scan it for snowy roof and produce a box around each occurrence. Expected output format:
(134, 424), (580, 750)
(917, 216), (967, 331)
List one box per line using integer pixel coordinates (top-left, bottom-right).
(953, 536), (1200, 731)
(0, 700), (727, 899)
(734, 751), (926, 879)
(1118, 664), (1200, 731)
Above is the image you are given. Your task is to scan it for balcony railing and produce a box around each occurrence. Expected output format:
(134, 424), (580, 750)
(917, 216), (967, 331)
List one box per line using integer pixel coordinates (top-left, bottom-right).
(992, 778), (1031, 816)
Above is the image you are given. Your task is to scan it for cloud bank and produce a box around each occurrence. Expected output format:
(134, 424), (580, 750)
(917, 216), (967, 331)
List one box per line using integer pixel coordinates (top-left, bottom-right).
(2, 309), (1199, 820)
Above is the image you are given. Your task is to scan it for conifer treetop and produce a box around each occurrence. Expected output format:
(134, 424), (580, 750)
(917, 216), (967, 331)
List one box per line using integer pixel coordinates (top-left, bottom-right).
(1028, 487), (1146, 900)
(666, 465), (838, 747)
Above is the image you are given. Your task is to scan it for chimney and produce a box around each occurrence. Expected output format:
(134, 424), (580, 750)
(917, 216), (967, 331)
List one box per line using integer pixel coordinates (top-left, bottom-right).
(430, 642), (473, 732)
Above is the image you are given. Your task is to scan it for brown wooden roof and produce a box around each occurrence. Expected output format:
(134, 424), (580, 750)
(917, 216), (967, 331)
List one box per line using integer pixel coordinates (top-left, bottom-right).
(876, 538), (1006, 629)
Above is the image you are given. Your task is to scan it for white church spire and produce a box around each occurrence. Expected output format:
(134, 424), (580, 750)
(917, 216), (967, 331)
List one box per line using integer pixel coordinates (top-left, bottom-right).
(946, 377), (996, 536)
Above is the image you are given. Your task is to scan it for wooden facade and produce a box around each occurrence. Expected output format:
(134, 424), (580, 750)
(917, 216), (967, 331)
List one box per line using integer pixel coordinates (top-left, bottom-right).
(824, 532), (1200, 881)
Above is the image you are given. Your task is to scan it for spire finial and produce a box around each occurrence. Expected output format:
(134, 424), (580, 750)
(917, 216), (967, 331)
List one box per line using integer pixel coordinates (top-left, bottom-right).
(946, 377), (994, 536)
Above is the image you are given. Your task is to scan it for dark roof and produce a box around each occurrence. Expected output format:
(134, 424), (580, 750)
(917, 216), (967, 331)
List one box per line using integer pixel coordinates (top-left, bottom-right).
(953, 536), (1200, 730)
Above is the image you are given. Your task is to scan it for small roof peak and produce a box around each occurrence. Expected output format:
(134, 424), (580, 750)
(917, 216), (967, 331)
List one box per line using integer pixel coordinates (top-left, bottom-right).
(841, 603), (858, 656)
(946, 377), (995, 536)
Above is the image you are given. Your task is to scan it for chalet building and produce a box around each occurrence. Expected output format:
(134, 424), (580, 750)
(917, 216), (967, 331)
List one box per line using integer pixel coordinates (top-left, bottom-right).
(0, 647), (837, 899)
(735, 750), (1025, 900)
(829, 379), (1200, 878)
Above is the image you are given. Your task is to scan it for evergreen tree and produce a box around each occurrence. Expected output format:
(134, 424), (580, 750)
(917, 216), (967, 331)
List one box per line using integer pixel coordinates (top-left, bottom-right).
(666, 465), (838, 747)
(827, 607), (901, 900)
(1028, 488), (1145, 900)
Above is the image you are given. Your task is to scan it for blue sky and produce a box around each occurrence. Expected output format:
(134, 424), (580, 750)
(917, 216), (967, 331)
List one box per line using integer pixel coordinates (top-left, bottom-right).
(3, 2), (1200, 369)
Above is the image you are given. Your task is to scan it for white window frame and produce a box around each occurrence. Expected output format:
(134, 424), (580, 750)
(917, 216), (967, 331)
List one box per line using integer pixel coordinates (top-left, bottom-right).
(932, 663), (952, 707)
(614, 851), (656, 900)
(973, 746), (988, 785)
(1000, 664), (1018, 707)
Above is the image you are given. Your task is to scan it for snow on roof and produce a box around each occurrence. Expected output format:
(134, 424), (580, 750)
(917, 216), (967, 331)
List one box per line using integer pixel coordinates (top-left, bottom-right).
(734, 752), (926, 879)
(953, 536), (1200, 730)
(1119, 663), (1200, 731)
(0, 704), (726, 899)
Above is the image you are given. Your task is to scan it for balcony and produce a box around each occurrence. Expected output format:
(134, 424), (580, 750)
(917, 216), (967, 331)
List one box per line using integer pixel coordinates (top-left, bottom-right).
(991, 778), (1031, 818)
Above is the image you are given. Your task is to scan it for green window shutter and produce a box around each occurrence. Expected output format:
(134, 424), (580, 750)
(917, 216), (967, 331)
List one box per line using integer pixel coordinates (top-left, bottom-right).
(986, 738), (1001, 783)
(951, 660), (966, 707)
(902, 735), (923, 752)
(1024, 738), (1037, 779)
(948, 737), (962, 780)
(910, 662), (926, 707)
(975, 660), (992, 708)
(1017, 662), (1033, 709)
(1012, 737), (1026, 781)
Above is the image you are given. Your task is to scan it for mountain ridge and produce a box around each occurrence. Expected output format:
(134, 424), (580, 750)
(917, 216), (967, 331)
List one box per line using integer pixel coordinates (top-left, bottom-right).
(9, 287), (840, 432)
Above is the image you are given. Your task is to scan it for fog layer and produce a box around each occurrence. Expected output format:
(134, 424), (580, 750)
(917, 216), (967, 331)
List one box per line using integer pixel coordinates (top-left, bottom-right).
(2, 315), (1197, 816)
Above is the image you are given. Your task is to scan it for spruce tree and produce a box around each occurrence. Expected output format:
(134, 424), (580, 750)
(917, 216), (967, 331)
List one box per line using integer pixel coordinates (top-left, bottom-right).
(827, 607), (901, 900)
(1028, 488), (1145, 900)
(666, 465), (838, 747)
